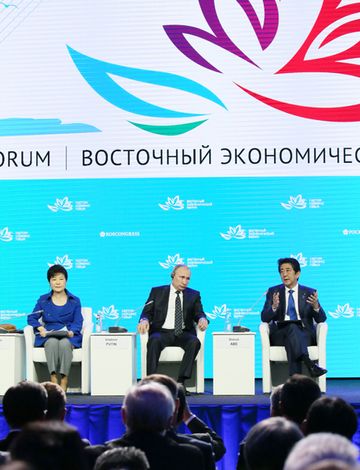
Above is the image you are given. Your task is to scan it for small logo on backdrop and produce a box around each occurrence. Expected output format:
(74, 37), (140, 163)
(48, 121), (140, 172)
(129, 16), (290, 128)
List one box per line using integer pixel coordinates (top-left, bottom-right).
(207, 304), (254, 322)
(290, 252), (325, 268)
(159, 254), (212, 269)
(281, 195), (307, 210)
(99, 230), (140, 238)
(48, 197), (90, 212)
(291, 253), (308, 267)
(97, 305), (120, 321)
(159, 196), (184, 211)
(220, 225), (246, 240)
(0, 226), (29, 242)
(0, 227), (13, 242)
(48, 255), (90, 270)
(206, 304), (229, 320)
(159, 254), (184, 269)
(48, 255), (73, 270)
(220, 225), (274, 240)
(343, 229), (360, 236)
(328, 304), (358, 319)
(281, 195), (324, 210)
(159, 196), (213, 211)
(48, 197), (73, 212)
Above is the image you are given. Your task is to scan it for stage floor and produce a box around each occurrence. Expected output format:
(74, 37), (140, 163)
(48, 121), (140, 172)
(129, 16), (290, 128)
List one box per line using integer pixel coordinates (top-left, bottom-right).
(64, 378), (360, 405)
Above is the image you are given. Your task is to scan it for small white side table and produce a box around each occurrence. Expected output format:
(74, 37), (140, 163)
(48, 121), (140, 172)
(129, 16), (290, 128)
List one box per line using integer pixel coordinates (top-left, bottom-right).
(90, 332), (137, 396)
(213, 332), (256, 395)
(0, 334), (25, 395)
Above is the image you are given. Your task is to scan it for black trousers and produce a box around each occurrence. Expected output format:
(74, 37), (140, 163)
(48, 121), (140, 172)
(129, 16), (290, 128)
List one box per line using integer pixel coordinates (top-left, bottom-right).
(270, 323), (316, 375)
(146, 329), (201, 380)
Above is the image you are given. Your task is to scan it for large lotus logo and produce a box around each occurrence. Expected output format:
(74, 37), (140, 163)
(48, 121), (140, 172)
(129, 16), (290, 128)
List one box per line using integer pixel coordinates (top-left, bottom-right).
(69, 1), (360, 135)
(159, 196), (184, 211)
(48, 255), (73, 270)
(159, 254), (184, 269)
(281, 195), (307, 210)
(0, 227), (13, 242)
(328, 303), (354, 319)
(164, 0), (360, 122)
(290, 253), (307, 268)
(96, 305), (119, 321)
(48, 197), (73, 213)
(220, 225), (246, 240)
(207, 304), (229, 320)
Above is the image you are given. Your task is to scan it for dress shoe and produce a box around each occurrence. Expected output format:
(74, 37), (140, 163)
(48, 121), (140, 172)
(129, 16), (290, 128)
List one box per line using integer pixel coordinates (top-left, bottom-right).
(309, 363), (327, 378)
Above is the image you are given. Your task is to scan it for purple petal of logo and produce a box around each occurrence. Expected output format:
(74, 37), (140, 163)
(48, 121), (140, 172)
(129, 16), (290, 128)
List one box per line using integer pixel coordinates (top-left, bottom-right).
(164, 0), (279, 73)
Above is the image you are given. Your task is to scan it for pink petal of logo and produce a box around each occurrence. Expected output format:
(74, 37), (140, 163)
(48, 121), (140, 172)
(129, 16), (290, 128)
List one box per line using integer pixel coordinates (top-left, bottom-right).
(239, 0), (360, 121)
(278, 0), (360, 78)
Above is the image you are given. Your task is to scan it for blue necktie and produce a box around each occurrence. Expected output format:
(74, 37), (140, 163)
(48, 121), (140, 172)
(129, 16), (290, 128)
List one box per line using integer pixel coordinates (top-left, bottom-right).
(287, 289), (297, 320)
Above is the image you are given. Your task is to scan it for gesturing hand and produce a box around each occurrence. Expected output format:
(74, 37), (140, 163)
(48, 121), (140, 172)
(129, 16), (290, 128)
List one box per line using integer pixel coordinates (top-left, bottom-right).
(306, 290), (320, 310)
(272, 292), (280, 311)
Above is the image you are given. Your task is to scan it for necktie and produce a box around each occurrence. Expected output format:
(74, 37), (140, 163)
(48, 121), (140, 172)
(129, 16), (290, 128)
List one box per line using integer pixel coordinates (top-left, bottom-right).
(174, 291), (183, 336)
(287, 289), (297, 320)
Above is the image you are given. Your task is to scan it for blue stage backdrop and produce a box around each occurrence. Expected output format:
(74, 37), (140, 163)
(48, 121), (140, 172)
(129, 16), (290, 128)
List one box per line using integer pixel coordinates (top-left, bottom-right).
(1, 177), (360, 377)
(1, 1), (360, 378)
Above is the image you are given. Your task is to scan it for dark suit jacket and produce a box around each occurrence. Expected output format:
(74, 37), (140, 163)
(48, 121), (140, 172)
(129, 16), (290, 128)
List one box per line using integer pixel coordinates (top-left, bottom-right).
(187, 415), (226, 461)
(107, 431), (205, 470)
(168, 429), (215, 470)
(261, 284), (326, 335)
(0, 430), (20, 452)
(140, 285), (207, 334)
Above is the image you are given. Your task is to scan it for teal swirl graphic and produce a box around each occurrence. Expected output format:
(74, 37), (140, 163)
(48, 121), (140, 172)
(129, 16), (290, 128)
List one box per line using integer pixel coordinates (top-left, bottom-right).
(68, 46), (226, 135)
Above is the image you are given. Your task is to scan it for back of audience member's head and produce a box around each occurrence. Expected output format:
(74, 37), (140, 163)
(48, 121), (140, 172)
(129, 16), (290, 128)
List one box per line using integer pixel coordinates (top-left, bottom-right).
(270, 384), (283, 417)
(304, 396), (358, 440)
(139, 374), (178, 402)
(306, 460), (359, 470)
(244, 416), (303, 470)
(41, 381), (66, 421)
(122, 382), (175, 433)
(284, 433), (359, 470)
(0, 462), (34, 470)
(3, 381), (47, 428)
(280, 374), (321, 425)
(94, 447), (149, 470)
(10, 421), (87, 470)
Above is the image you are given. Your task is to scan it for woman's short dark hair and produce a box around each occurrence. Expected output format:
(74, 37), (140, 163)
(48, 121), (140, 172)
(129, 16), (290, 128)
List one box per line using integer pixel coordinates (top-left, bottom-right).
(47, 265), (68, 282)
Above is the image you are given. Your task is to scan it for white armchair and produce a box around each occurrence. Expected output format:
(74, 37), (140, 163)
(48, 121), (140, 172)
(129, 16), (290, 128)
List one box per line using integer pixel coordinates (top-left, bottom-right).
(140, 326), (206, 393)
(24, 307), (93, 394)
(260, 322), (328, 393)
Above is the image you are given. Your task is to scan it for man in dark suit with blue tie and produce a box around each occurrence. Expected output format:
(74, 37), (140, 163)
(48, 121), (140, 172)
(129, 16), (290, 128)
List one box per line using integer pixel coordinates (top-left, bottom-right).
(138, 264), (208, 392)
(261, 258), (327, 378)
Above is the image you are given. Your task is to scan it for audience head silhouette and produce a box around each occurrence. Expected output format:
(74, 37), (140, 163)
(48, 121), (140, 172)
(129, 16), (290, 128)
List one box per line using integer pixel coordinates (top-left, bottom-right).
(3, 381), (47, 429)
